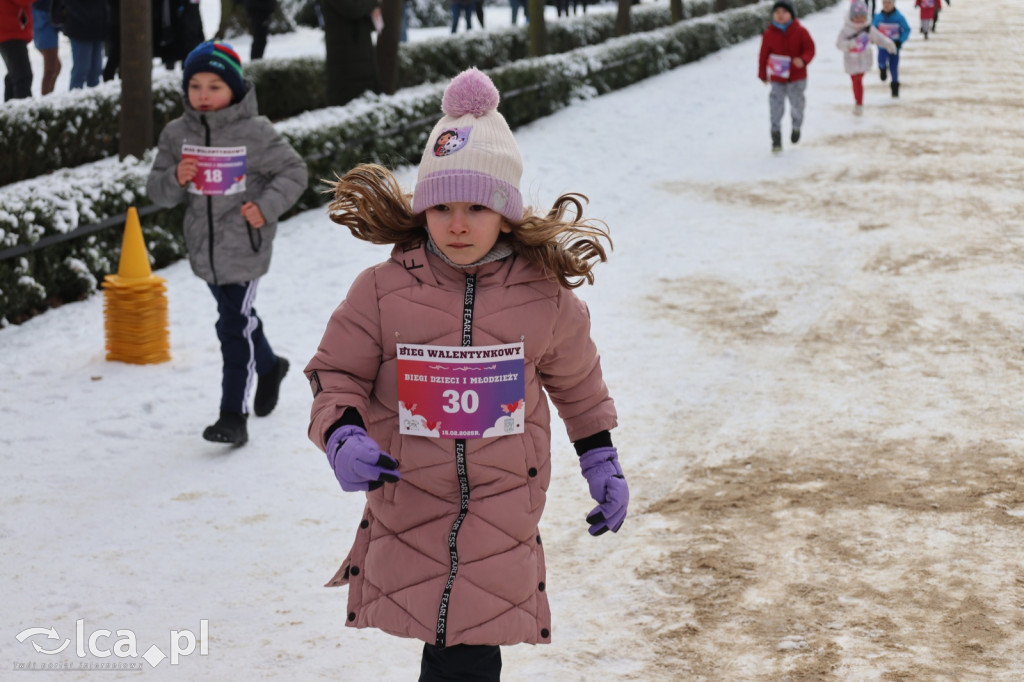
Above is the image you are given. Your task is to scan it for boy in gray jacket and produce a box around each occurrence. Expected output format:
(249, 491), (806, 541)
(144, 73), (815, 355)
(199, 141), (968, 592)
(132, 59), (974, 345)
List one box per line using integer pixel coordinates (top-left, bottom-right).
(146, 41), (307, 445)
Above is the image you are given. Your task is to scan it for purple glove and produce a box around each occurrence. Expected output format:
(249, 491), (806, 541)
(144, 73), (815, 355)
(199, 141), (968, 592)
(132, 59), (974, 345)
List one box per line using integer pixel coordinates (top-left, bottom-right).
(578, 447), (628, 536)
(326, 425), (401, 492)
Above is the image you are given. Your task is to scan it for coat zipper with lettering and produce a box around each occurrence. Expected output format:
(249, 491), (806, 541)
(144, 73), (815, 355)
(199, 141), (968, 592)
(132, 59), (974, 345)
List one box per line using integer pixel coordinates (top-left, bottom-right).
(200, 115), (218, 285)
(434, 272), (476, 648)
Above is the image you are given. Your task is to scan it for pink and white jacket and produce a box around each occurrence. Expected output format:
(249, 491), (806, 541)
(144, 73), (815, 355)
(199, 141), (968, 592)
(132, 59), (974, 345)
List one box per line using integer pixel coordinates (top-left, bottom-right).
(305, 240), (617, 647)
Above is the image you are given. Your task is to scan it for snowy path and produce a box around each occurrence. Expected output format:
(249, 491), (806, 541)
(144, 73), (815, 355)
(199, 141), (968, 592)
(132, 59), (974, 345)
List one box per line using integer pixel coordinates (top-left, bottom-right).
(4, 0), (1024, 679)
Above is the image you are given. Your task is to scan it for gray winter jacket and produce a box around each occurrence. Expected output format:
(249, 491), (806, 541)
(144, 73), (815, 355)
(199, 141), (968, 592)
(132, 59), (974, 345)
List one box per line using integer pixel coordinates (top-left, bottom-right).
(146, 82), (308, 285)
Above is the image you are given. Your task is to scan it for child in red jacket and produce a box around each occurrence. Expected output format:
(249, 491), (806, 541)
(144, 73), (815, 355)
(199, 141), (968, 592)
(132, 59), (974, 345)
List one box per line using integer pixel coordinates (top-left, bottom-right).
(915, 0), (936, 38)
(758, 0), (816, 153)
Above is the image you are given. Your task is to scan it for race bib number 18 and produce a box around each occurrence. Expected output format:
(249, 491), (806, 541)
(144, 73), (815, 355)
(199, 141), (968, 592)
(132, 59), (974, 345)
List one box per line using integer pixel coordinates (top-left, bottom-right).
(182, 144), (247, 196)
(397, 343), (526, 439)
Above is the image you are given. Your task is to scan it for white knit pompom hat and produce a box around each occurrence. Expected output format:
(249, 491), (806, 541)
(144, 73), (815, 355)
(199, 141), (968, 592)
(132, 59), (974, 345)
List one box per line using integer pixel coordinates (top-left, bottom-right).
(411, 68), (524, 222)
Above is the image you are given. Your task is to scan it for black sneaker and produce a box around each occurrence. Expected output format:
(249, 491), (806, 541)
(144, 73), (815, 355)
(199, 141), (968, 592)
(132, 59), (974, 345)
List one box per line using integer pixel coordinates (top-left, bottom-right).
(203, 412), (248, 445)
(771, 131), (782, 153)
(880, 67), (888, 82)
(254, 357), (289, 417)
(791, 129), (801, 144)
(891, 81), (900, 98)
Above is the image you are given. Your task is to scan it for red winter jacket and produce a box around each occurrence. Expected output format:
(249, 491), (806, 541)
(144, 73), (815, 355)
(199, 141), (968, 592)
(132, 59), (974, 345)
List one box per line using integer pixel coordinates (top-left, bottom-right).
(758, 19), (816, 83)
(0, 0), (33, 43)
(915, 0), (936, 21)
(305, 241), (618, 647)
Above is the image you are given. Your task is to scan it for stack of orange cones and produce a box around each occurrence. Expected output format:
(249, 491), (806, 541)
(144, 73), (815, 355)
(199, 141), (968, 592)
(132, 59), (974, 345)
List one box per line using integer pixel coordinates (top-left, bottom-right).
(103, 207), (171, 364)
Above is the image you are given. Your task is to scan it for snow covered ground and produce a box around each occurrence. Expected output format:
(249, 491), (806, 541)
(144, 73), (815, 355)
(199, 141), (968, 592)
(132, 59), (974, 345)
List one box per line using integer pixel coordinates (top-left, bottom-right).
(4, 0), (1024, 679)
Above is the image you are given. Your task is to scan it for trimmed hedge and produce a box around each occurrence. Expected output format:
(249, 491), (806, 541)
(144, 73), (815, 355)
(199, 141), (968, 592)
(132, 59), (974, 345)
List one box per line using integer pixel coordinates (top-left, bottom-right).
(0, 0), (762, 188)
(0, 0), (840, 325)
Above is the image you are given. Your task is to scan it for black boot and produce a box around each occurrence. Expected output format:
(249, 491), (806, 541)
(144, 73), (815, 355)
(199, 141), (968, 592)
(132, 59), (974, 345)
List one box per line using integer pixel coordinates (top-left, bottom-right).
(891, 81), (899, 98)
(203, 412), (248, 445)
(880, 67), (887, 82)
(771, 130), (782, 152)
(254, 356), (289, 417)
(791, 128), (801, 144)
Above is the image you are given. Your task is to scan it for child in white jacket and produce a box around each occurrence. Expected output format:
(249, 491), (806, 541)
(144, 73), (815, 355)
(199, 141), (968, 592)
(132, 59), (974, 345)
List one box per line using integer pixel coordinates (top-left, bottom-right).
(837, 0), (897, 115)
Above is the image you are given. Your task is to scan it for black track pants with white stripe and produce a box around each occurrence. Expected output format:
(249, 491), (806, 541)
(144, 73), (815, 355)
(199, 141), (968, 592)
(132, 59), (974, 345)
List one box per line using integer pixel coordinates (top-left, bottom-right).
(208, 281), (277, 414)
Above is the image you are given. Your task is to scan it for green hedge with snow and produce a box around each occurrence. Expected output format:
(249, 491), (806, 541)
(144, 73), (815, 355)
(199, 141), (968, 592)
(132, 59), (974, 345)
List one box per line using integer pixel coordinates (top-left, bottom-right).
(0, 0), (839, 325)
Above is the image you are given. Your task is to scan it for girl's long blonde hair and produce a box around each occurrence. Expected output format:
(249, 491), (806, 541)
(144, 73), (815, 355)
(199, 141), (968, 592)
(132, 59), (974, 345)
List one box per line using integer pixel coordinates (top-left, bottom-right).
(324, 164), (611, 289)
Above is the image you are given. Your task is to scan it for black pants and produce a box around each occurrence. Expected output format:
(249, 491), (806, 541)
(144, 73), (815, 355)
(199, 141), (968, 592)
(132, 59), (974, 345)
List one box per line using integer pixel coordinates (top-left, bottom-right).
(207, 281), (276, 414)
(420, 644), (501, 682)
(0, 39), (32, 100)
(248, 2), (274, 59)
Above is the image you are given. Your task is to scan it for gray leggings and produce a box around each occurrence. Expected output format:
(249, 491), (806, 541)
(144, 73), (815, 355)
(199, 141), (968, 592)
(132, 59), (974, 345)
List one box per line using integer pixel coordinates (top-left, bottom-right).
(769, 79), (807, 133)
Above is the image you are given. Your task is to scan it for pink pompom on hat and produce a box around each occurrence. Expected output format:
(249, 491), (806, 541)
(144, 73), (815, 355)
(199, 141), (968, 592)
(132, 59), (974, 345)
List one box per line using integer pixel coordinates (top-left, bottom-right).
(412, 68), (524, 222)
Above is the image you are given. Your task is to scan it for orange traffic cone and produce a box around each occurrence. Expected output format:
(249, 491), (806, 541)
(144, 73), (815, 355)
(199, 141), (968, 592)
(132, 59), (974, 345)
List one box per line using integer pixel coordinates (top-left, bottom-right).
(102, 207), (171, 364)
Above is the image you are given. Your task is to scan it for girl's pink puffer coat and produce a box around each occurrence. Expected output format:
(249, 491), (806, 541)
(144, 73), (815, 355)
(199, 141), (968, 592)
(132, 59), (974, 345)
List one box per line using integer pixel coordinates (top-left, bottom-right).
(305, 241), (617, 647)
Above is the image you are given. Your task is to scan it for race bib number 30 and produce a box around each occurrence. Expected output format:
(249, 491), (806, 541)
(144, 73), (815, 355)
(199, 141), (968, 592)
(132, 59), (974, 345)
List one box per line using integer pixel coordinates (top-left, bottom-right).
(182, 144), (247, 196)
(397, 343), (526, 439)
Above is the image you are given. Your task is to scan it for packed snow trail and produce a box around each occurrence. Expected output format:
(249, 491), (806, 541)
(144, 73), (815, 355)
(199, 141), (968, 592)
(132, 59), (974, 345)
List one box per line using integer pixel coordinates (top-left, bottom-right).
(3, 0), (1024, 679)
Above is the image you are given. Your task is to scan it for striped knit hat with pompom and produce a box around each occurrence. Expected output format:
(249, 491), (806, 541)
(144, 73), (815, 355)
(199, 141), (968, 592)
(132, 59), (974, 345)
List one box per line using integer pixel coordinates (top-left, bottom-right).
(412, 68), (524, 222)
(182, 41), (246, 103)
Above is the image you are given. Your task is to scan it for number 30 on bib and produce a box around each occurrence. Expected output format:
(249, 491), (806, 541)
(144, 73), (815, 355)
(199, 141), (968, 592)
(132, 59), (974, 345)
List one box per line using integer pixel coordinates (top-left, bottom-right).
(396, 342), (526, 439)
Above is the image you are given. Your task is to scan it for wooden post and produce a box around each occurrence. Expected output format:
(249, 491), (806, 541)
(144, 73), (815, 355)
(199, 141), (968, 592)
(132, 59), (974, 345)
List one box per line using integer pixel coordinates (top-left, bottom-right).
(670, 0), (683, 23)
(528, 0), (547, 57)
(615, 0), (631, 37)
(119, 0), (153, 160)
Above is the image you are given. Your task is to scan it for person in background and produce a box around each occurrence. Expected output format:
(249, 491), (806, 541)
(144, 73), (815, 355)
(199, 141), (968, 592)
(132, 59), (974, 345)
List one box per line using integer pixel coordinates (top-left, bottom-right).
(931, 0), (949, 32)
(837, 0), (895, 116)
(914, 0), (935, 39)
(63, 0), (107, 89)
(246, 0), (274, 59)
(448, 0), (472, 33)
(215, 0), (233, 39)
(872, 0), (910, 98)
(757, 0), (815, 152)
(1, 0), (34, 100)
(31, 0), (59, 94)
(153, 0), (204, 71)
(146, 41), (307, 445)
(321, 0), (381, 105)
(473, 0), (483, 28)
(305, 68), (628, 681)
(102, 0), (118, 80)
(509, 0), (527, 25)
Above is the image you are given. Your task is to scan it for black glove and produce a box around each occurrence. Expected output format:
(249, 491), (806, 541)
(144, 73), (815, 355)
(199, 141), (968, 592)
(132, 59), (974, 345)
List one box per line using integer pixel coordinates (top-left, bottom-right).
(894, 39), (902, 48)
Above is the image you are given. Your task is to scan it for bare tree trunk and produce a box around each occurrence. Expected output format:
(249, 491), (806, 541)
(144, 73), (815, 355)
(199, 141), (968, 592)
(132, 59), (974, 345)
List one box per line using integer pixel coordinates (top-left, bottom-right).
(119, 0), (152, 160)
(670, 0), (684, 23)
(377, 0), (403, 94)
(528, 0), (547, 57)
(615, 0), (631, 37)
